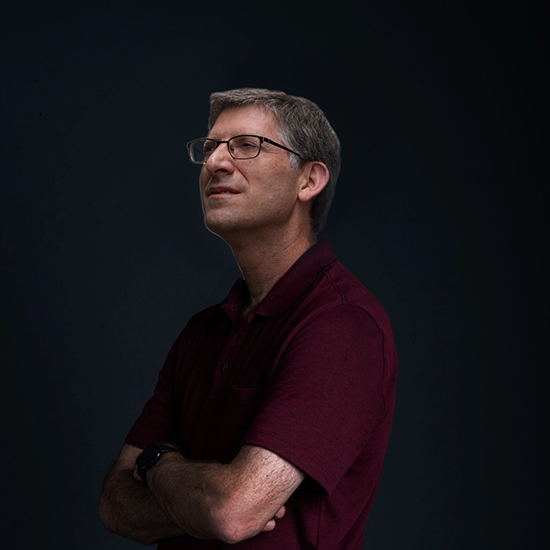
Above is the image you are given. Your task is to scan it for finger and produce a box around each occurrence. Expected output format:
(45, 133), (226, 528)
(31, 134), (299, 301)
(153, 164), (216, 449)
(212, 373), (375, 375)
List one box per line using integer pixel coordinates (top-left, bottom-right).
(261, 519), (276, 532)
(274, 506), (286, 519)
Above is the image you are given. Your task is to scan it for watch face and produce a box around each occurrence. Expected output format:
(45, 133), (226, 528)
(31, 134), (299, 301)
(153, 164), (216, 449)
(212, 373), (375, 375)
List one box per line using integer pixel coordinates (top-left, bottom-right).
(137, 444), (162, 471)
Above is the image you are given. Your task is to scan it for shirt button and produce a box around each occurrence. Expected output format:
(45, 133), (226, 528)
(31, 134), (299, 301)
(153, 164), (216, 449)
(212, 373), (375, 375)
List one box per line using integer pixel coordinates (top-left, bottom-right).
(220, 362), (229, 372)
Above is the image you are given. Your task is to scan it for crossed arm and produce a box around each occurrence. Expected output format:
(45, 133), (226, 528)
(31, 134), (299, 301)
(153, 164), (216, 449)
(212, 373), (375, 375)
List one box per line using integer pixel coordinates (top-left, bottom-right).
(99, 442), (305, 545)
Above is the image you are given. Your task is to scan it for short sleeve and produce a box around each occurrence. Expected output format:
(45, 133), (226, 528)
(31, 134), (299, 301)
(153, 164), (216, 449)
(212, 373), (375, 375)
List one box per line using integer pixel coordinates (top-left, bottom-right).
(242, 304), (387, 495)
(124, 332), (183, 449)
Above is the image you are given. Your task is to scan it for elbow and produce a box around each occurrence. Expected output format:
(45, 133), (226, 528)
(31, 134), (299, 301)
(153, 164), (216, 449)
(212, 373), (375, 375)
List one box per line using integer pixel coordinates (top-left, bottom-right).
(98, 497), (122, 539)
(99, 496), (158, 545)
(98, 493), (115, 533)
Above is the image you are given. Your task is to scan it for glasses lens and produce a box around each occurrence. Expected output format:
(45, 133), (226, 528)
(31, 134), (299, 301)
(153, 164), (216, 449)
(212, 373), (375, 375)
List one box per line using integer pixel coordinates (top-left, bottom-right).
(189, 139), (217, 164)
(229, 135), (261, 159)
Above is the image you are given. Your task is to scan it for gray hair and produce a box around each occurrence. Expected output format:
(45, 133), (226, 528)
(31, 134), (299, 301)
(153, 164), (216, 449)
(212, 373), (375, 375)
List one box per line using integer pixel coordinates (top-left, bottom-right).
(208, 88), (341, 235)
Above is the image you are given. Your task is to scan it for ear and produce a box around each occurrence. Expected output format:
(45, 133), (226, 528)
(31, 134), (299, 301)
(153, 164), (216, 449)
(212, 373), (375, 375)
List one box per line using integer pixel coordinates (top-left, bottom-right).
(297, 161), (330, 203)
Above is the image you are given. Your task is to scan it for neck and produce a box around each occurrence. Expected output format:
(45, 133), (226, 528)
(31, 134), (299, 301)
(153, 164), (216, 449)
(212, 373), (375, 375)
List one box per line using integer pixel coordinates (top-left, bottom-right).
(228, 230), (315, 315)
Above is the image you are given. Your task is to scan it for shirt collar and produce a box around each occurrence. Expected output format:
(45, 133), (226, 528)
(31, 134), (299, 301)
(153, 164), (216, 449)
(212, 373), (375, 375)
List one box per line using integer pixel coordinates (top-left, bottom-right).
(222, 239), (336, 321)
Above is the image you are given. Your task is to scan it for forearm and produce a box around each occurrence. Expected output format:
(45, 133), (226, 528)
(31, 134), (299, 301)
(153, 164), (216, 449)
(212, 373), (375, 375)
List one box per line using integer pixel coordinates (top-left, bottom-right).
(147, 454), (242, 543)
(99, 467), (185, 545)
(146, 445), (302, 544)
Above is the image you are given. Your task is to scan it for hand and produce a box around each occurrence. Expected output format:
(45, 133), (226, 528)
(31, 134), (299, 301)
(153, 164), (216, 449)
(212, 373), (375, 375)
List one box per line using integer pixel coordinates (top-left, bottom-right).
(261, 505), (286, 532)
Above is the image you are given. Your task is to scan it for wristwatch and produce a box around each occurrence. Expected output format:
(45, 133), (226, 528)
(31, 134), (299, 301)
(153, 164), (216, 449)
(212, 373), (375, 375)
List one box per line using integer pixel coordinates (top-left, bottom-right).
(136, 443), (178, 485)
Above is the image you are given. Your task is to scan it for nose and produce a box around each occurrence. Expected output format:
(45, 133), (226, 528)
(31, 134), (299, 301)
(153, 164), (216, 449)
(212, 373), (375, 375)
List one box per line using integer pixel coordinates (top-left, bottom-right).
(204, 141), (235, 175)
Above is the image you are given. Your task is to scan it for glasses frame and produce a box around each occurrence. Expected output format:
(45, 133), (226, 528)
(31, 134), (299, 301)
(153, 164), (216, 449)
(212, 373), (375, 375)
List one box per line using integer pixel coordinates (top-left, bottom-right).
(187, 134), (303, 165)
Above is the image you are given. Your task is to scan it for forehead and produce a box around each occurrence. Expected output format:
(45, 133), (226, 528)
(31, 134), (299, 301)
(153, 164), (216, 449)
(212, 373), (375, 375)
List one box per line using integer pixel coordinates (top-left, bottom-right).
(208, 105), (281, 139)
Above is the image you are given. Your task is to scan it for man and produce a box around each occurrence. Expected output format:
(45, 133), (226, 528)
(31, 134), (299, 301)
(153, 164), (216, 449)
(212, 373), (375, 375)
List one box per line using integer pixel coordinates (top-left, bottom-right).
(99, 88), (397, 549)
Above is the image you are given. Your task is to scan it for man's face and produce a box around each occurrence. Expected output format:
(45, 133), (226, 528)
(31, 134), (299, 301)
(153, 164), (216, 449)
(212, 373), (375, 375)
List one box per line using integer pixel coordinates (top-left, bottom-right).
(199, 105), (307, 241)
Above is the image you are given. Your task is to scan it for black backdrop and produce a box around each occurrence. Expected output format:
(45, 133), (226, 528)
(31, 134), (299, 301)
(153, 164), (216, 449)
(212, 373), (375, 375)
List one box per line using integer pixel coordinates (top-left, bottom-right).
(1, 1), (548, 548)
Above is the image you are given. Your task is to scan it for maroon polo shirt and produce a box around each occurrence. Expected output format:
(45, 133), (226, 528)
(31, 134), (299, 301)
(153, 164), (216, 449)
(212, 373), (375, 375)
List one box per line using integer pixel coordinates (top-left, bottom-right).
(125, 239), (398, 550)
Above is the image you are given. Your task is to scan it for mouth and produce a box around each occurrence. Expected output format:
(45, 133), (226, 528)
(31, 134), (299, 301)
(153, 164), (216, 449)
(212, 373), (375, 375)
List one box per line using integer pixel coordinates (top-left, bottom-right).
(208, 186), (240, 196)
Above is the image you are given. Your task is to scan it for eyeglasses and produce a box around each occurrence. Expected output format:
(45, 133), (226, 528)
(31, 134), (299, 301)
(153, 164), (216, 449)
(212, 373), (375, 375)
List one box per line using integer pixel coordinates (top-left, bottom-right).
(187, 134), (302, 164)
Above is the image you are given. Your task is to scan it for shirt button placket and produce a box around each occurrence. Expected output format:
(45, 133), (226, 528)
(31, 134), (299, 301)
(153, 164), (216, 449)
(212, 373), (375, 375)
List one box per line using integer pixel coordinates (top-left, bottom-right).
(220, 362), (229, 372)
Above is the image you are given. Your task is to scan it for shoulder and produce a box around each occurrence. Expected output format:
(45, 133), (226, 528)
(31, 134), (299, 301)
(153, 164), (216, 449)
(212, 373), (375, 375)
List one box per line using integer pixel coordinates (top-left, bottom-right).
(285, 261), (397, 386)
(286, 303), (385, 372)
(300, 259), (394, 340)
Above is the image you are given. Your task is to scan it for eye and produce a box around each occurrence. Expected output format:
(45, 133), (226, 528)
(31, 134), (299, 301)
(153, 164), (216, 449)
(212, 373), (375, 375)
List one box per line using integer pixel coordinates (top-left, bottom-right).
(230, 136), (260, 158)
(203, 140), (218, 157)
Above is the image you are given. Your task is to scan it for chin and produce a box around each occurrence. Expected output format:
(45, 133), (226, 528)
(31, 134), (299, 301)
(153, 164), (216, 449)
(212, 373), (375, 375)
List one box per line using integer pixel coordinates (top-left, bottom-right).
(204, 213), (265, 243)
(204, 213), (241, 238)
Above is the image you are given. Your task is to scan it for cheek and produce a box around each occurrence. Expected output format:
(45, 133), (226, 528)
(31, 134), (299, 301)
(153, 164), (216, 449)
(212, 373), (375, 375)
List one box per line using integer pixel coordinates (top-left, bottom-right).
(199, 168), (208, 188)
(198, 172), (209, 210)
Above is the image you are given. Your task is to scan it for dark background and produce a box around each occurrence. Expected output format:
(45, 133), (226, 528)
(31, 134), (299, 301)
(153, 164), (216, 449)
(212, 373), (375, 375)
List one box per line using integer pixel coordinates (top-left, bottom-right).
(1, 0), (548, 548)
